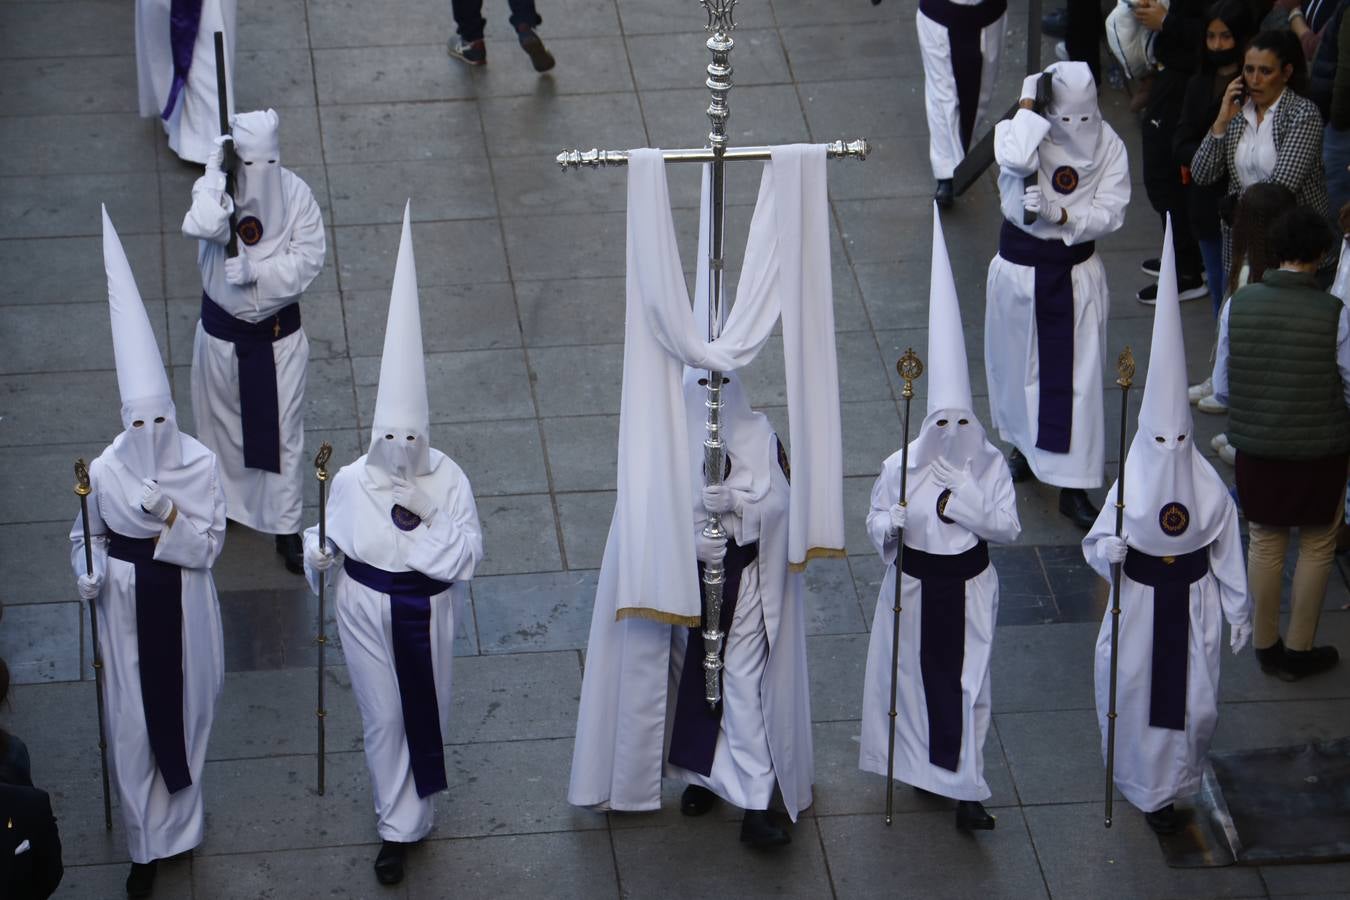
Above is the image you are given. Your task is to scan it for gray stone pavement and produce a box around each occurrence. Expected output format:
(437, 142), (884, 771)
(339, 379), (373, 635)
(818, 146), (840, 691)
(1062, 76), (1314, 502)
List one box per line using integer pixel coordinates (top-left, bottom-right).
(1, 0), (1348, 896)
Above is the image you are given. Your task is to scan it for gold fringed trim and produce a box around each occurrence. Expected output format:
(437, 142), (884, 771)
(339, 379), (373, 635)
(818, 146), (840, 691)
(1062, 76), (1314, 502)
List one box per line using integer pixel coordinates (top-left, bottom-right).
(788, 546), (848, 573)
(615, 606), (702, 628)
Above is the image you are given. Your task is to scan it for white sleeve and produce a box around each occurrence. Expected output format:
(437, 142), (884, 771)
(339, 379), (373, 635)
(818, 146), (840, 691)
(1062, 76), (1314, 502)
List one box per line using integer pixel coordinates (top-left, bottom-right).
(1064, 135), (1130, 244)
(1210, 500), (1250, 627)
(941, 464), (1022, 545)
(69, 474), (109, 584)
(152, 462), (227, 570)
(250, 185), (326, 301)
(405, 477), (483, 585)
(994, 109), (1052, 177)
(866, 464), (899, 565)
(182, 170), (234, 244)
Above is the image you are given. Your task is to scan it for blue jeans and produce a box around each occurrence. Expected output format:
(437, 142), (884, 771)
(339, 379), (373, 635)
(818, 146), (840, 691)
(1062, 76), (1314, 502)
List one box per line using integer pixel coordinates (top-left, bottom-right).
(1325, 126), (1350, 225)
(452, 0), (541, 42)
(1198, 236), (1225, 318)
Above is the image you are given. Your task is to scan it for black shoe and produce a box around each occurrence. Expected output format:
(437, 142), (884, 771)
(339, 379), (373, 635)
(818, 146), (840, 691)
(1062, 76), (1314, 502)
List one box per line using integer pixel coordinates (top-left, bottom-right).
(1041, 7), (1069, 39)
(448, 38), (486, 65)
(1059, 488), (1099, 530)
(1006, 448), (1032, 483)
(1140, 256), (1161, 277)
(275, 532), (304, 575)
(1255, 638), (1295, 681)
(1284, 645), (1340, 679)
(126, 861), (157, 899)
(955, 800), (996, 831)
(934, 179), (954, 209)
(517, 28), (555, 72)
(373, 841), (407, 885)
(1144, 803), (1180, 835)
(681, 784), (719, 817)
(1137, 274), (1207, 305)
(740, 809), (791, 848)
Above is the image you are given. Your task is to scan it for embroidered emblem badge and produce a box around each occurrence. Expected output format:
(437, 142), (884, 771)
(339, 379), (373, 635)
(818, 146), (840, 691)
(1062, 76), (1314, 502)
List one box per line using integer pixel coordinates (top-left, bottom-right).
(237, 216), (264, 246)
(936, 489), (956, 524)
(1051, 165), (1080, 195)
(776, 438), (791, 483)
(1158, 502), (1190, 536)
(390, 504), (422, 532)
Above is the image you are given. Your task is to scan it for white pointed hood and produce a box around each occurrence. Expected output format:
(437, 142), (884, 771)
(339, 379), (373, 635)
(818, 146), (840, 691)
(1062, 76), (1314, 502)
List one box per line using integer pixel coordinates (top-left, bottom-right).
(367, 202), (433, 482)
(1120, 216), (1230, 555)
(231, 108), (288, 257)
(103, 204), (180, 479)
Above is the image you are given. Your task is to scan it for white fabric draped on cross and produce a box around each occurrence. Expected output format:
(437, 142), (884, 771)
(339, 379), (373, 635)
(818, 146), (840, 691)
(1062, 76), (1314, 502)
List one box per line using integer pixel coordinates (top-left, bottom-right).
(613, 144), (844, 626)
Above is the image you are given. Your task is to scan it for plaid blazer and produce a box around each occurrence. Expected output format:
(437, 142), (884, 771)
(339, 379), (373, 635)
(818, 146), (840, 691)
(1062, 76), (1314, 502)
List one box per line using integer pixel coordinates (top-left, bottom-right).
(1190, 89), (1330, 217)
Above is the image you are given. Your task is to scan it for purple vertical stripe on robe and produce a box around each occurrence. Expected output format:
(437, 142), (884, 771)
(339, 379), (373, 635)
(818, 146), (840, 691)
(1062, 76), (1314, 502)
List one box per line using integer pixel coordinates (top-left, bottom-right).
(1123, 546), (1210, 731)
(162, 0), (205, 120)
(996, 222), (1095, 454)
(918, 0), (1008, 151)
(199, 293), (301, 473)
(901, 541), (989, 772)
(341, 557), (452, 798)
(107, 531), (192, 794)
(667, 536), (760, 776)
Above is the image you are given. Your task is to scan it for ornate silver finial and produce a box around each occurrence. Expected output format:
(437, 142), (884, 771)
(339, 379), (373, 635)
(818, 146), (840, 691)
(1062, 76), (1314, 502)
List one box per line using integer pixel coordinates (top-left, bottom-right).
(702, 0), (737, 33)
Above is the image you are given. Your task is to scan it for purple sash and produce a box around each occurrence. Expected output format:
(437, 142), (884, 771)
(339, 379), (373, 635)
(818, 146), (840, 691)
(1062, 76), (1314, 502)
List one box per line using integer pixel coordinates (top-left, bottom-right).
(997, 222), (1095, 454)
(919, 0), (1008, 151)
(342, 557), (452, 798)
(901, 541), (989, 772)
(106, 530), (192, 794)
(667, 536), (760, 776)
(1123, 546), (1210, 731)
(161, 0), (205, 120)
(199, 293), (301, 473)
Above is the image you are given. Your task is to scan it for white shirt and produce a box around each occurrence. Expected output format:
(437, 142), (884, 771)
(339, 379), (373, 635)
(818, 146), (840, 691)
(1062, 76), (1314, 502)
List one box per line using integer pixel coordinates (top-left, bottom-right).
(1234, 91), (1283, 188)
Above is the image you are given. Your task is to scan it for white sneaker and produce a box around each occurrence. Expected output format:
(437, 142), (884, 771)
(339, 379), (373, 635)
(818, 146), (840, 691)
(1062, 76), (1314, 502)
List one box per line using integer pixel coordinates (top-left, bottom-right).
(1218, 443), (1236, 466)
(1211, 432), (1229, 451)
(1188, 377), (1213, 403)
(1197, 394), (1228, 414)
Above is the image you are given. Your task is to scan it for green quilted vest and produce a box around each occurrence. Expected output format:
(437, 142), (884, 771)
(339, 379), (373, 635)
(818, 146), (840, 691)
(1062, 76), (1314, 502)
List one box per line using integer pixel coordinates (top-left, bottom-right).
(1227, 270), (1350, 460)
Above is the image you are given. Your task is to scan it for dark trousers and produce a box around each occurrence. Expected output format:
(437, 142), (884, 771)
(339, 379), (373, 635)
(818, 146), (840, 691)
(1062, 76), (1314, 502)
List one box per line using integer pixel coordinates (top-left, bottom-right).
(452, 0), (542, 41)
(1142, 72), (1203, 279)
(1064, 0), (1104, 85)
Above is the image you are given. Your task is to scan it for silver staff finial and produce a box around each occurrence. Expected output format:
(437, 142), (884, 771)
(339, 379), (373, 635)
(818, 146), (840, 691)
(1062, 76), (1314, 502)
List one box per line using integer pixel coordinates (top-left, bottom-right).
(702, 0), (737, 33)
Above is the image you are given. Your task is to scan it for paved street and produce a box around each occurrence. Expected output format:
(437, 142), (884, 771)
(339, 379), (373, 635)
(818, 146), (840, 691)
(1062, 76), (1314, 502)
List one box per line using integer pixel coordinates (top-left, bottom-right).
(1, 0), (1348, 896)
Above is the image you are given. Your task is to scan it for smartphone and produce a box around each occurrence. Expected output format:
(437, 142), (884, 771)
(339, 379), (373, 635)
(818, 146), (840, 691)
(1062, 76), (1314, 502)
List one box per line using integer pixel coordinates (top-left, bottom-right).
(1234, 83), (1249, 105)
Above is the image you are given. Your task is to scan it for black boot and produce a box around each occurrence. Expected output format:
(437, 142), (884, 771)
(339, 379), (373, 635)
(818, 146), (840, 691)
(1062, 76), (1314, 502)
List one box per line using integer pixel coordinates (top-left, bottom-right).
(1006, 448), (1032, 483)
(934, 179), (954, 209)
(126, 861), (157, 898)
(1058, 488), (1099, 530)
(1144, 803), (1180, 835)
(955, 800), (996, 831)
(1283, 645), (1340, 679)
(275, 532), (304, 575)
(681, 784), (719, 817)
(740, 810), (791, 848)
(373, 841), (408, 885)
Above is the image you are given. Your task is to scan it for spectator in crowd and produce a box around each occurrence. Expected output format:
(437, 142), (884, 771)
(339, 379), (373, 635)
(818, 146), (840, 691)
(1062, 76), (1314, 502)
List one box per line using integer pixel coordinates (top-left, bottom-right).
(0, 658), (65, 900)
(1308, 0), (1350, 217)
(447, 0), (555, 70)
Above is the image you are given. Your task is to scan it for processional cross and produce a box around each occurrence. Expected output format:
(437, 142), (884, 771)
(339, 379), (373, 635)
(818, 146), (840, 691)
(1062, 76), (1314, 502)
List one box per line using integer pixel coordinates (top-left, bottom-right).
(556, 0), (868, 708)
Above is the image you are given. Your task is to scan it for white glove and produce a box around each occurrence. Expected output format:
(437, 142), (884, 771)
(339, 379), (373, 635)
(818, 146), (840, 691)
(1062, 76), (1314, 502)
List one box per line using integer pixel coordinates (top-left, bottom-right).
(1096, 535), (1128, 564)
(929, 458), (971, 493)
(1229, 621), (1252, 655)
(1023, 186), (1065, 225)
(206, 135), (232, 173)
(305, 538), (338, 572)
(392, 478), (438, 521)
(887, 502), (907, 536)
(1020, 73), (1043, 102)
(695, 530), (727, 564)
(139, 478), (173, 522)
(702, 484), (739, 515)
(77, 573), (102, 600)
(225, 255), (257, 286)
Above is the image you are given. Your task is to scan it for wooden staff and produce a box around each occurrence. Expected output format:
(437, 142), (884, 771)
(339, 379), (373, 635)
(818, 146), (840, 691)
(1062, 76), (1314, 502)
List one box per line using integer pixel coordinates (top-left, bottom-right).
(314, 442), (332, 795)
(886, 348), (924, 825)
(1104, 346), (1135, 828)
(213, 31), (239, 259)
(74, 459), (113, 831)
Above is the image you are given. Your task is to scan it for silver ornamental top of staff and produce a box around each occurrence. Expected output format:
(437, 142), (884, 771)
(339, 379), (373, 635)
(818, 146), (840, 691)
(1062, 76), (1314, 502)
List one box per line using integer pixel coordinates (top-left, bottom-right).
(703, 0), (737, 32)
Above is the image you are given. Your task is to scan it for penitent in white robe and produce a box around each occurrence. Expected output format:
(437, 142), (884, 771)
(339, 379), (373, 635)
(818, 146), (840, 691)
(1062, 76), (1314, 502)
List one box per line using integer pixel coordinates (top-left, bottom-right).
(917, 0), (1007, 180)
(1083, 488), (1248, 813)
(69, 439), (225, 864)
(304, 450), (482, 842)
(859, 446), (1020, 799)
(183, 167), (325, 535)
(984, 108), (1130, 489)
(136, 0), (237, 165)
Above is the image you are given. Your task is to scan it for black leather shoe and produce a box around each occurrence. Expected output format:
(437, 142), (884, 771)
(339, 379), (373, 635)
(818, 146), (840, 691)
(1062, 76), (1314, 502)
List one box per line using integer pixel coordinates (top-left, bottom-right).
(1144, 803), (1180, 835)
(681, 784), (719, 817)
(275, 532), (304, 575)
(1255, 638), (1296, 681)
(1006, 448), (1032, 483)
(374, 841), (407, 886)
(955, 800), (996, 831)
(1284, 645), (1340, 679)
(740, 809), (791, 848)
(1059, 488), (1099, 530)
(126, 861), (157, 898)
(934, 179), (954, 209)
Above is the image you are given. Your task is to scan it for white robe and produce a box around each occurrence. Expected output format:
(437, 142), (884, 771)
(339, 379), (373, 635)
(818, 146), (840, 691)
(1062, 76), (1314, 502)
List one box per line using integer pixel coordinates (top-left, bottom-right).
(859, 448), (1020, 800)
(984, 109), (1131, 488)
(917, 2), (1007, 180)
(68, 440), (225, 864)
(304, 450), (482, 842)
(136, 0), (236, 165)
(569, 443), (814, 819)
(183, 167), (326, 534)
(1083, 488), (1248, 813)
